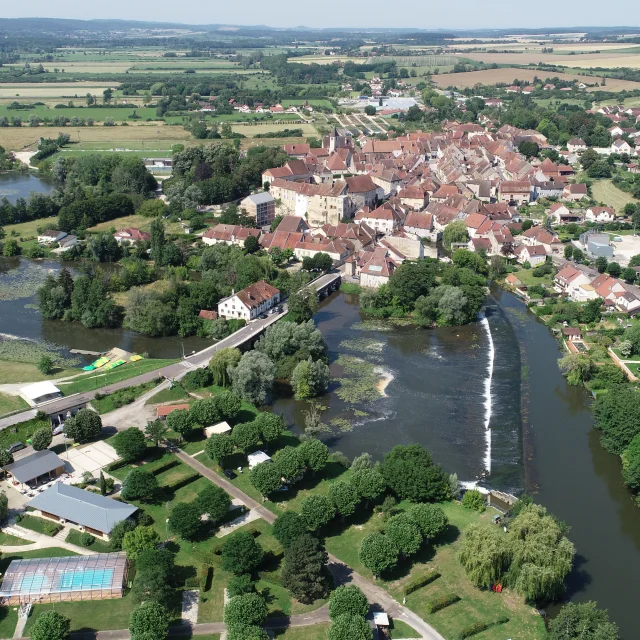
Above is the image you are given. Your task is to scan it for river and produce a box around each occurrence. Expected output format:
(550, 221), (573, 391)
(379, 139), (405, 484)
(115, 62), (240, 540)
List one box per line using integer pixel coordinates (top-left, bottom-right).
(0, 258), (211, 361)
(272, 289), (640, 639)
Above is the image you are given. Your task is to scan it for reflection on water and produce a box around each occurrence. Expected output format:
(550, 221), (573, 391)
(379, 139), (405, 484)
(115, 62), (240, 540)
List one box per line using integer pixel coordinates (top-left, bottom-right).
(0, 257), (212, 360)
(0, 172), (53, 203)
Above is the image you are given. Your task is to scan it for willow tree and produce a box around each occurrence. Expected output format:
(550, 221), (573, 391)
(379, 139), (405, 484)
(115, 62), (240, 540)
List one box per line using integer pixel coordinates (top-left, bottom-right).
(506, 504), (575, 601)
(209, 347), (241, 387)
(457, 523), (511, 588)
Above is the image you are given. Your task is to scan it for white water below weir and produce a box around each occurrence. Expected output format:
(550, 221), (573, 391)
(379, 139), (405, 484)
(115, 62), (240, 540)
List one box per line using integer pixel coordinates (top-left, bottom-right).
(479, 313), (494, 474)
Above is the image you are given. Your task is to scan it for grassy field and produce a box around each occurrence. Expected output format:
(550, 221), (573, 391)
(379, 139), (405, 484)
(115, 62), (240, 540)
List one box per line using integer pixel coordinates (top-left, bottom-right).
(462, 49), (640, 70)
(0, 105), (157, 122)
(90, 379), (159, 414)
(0, 123), (192, 152)
(57, 358), (177, 395)
(0, 83), (118, 99)
(0, 392), (29, 416)
(325, 502), (546, 640)
(592, 179), (639, 212)
(512, 267), (554, 288)
(145, 384), (190, 404)
(0, 360), (79, 385)
(0, 415), (51, 450)
(0, 607), (18, 639)
(24, 594), (138, 634)
(65, 529), (113, 553)
(230, 123), (317, 136)
(273, 626), (330, 639)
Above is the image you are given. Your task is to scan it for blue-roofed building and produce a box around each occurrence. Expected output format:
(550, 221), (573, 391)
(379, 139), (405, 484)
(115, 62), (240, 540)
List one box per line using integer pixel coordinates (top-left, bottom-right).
(28, 483), (137, 540)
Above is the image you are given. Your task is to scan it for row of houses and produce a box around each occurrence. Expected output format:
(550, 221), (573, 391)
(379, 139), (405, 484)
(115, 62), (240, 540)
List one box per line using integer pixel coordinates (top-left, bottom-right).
(554, 265), (640, 314)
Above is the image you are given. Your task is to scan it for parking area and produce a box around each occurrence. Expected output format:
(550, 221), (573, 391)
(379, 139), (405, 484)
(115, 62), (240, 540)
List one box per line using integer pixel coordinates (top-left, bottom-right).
(58, 440), (119, 477)
(608, 234), (640, 266)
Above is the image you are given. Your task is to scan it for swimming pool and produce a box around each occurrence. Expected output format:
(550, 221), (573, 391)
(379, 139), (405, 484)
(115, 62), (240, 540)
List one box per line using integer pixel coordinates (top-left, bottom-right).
(59, 569), (114, 591)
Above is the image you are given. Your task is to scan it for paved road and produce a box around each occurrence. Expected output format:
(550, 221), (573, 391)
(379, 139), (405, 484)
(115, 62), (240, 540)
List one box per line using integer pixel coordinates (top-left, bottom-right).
(0, 273), (340, 432)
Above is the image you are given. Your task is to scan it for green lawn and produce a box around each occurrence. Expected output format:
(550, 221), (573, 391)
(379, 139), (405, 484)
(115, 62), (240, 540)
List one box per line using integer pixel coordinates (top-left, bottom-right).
(24, 595), (137, 634)
(18, 514), (61, 536)
(91, 379), (159, 414)
(145, 385), (190, 404)
(511, 267), (554, 288)
(0, 359), (79, 385)
(0, 393), (29, 417)
(0, 607), (18, 639)
(58, 359), (177, 395)
(592, 179), (639, 213)
(65, 529), (113, 553)
(0, 531), (34, 546)
(325, 502), (546, 640)
(389, 619), (420, 638)
(0, 415), (52, 450)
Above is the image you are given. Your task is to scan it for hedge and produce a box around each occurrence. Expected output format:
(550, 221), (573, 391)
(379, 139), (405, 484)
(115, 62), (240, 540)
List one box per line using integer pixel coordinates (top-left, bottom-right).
(150, 459), (180, 476)
(199, 564), (211, 592)
(425, 593), (460, 614)
(455, 616), (509, 639)
(403, 570), (441, 597)
(106, 459), (130, 472)
(163, 471), (200, 492)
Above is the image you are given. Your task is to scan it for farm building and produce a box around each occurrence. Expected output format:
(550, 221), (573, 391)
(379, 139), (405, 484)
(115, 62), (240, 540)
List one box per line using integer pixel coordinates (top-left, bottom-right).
(157, 404), (191, 419)
(0, 553), (129, 604)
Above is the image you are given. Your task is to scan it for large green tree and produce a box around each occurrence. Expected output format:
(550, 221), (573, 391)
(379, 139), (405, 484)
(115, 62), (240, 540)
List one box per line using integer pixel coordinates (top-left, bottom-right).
(329, 585), (369, 619)
(209, 348), (242, 387)
(249, 461), (282, 496)
(328, 613), (373, 640)
(281, 533), (331, 604)
(195, 485), (231, 523)
(548, 601), (620, 640)
(129, 601), (169, 640)
(30, 611), (70, 640)
(231, 351), (275, 405)
(359, 532), (399, 577)
(300, 494), (336, 530)
(328, 480), (361, 518)
(385, 513), (423, 557)
(122, 525), (161, 560)
(64, 409), (102, 442)
(169, 503), (202, 541)
(273, 512), (308, 548)
(457, 523), (511, 588)
(381, 444), (449, 502)
(221, 531), (264, 575)
(594, 386), (640, 454)
(224, 593), (268, 627)
(112, 427), (147, 461)
(406, 503), (448, 540)
(122, 469), (158, 502)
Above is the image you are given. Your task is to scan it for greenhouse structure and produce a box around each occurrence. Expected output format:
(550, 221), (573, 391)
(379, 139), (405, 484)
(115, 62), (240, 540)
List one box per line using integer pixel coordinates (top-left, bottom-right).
(0, 553), (129, 604)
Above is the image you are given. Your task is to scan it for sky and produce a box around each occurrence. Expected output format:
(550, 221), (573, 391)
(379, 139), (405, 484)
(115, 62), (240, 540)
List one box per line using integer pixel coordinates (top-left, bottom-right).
(4, 1), (640, 30)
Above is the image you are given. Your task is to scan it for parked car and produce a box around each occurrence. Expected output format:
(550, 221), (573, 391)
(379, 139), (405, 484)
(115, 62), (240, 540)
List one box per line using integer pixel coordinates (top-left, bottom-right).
(7, 442), (25, 454)
(52, 424), (64, 436)
(223, 469), (237, 480)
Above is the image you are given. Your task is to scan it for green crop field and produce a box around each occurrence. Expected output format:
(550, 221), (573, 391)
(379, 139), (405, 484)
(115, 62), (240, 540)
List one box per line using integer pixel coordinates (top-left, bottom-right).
(592, 179), (639, 212)
(0, 104), (158, 122)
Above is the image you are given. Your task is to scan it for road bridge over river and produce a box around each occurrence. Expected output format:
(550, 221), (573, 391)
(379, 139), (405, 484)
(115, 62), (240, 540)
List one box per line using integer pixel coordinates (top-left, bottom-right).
(0, 273), (341, 431)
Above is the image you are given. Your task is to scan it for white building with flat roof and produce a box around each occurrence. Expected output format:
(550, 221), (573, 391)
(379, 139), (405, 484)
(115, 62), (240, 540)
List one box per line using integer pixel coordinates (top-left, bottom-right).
(19, 382), (63, 407)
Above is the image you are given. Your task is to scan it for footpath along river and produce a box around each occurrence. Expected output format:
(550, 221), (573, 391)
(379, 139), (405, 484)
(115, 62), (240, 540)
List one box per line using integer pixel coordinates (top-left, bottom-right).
(272, 289), (640, 638)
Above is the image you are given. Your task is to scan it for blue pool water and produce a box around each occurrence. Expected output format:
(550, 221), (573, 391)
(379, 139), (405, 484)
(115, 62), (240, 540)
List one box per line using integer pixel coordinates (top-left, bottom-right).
(59, 569), (114, 590)
(19, 575), (47, 593)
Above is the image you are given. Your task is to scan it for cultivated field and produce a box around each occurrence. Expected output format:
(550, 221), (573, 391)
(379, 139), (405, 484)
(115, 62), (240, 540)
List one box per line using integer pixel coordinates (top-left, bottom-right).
(0, 83), (118, 99)
(462, 50), (640, 69)
(432, 67), (640, 91)
(230, 122), (317, 136)
(592, 179), (639, 212)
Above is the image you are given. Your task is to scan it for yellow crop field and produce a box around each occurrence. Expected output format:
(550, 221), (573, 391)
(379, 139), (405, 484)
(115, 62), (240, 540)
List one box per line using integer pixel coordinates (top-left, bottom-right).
(432, 67), (640, 91)
(463, 51), (640, 69)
